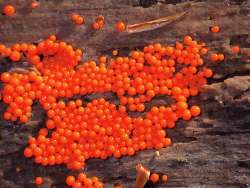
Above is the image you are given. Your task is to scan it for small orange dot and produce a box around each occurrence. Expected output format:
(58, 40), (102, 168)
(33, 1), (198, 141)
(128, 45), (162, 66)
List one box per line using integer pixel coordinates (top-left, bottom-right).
(211, 25), (220, 33)
(71, 13), (79, 21)
(75, 16), (84, 25)
(24, 148), (33, 158)
(92, 22), (100, 30)
(218, 53), (225, 61)
(150, 173), (159, 183)
(35, 177), (43, 185)
(231, 45), (240, 54)
(183, 35), (193, 45)
(66, 176), (75, 186)
(112, 50), (118, 56)
(115, 21), (126, 32)
(162, 174), (168, 182)
(245, 49), (250, 56)
(31, 2), (39, 9)
(3, 5), (15, 16)
(190, 105), (201, 117)
(210, 53), (218, 62)
(10, 51), (21, 62)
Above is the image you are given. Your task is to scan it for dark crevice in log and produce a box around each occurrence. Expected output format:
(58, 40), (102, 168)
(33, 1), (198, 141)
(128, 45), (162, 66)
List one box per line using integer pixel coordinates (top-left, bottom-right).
(234, 122), (250, 130)
(208, 70), (250, 84)
(144, 181), (163, 188)
(225, 106), (250, 119)
(233, 88), (250, 100)
(230, 34), (250, 47)
(139, 0), (157, 8)
(167, 159), (188, 168)
(237, 160), (250, 169)
(99, 45), (144, 57)
(64, 92), (118, 103)
(206, 130), (250, 136)
(222, 183), (248, 188)
(156, 0), (203, 5)
(197, 122), (214, 128)
(0, 58), (12, 74)
(230, 0), (247, 5)
(168, 129), (198, 143)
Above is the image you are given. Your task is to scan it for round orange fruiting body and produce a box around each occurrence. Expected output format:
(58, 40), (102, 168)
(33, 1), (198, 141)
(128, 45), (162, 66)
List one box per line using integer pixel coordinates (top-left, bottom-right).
(183, 109), (191, 120)
(71, 14), (84, 25)
(183, 35), (193, 45)
(92, 22), (100, 30)
(66, 176), (76, 186)
(95, 15), (105, 29)
(203, 68), (213, 78)
(75, 16), (84, 25)
(112, 50), (118, 56)
(211, 25), (220, 33)
(24, 148), (33, 158)
(71, 13), (79, 21)
(218, 53), (225, 61)
(150, 173), (159, 183)
(31, 2), (39, 9)
(244, 49), (250, 56)
(162, 174), (168, 182)
(231, 45), (240, 54)
(190, 105), (201, 117)
(115, 21), (126, 32)
(210, 53), (218, 62)
(35, 177), (43, 185)
(10, 51), (21, 61)
(201, 47), (208, 55)
(99, 56), (107, 64)
(3, 5), (15, 16)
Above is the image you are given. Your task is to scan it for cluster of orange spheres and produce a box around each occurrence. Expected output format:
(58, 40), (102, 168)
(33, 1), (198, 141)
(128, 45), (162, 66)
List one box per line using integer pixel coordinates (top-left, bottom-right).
(150, 173), (168, 184)
(1, 35), (215, 187)
(70, 13), (122, 32)
(66, 174), (103, 188)
(92, 15), (105, 30)
(2, 4), (125, 33)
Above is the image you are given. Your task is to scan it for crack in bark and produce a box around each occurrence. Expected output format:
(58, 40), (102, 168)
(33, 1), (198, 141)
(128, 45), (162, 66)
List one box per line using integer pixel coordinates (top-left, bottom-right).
(208, 70), (250, 84)
(233, 88), (250, 100)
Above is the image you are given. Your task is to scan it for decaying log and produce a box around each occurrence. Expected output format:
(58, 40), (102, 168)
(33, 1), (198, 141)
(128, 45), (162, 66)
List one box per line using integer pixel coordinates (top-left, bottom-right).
(0, 0), (250, 187)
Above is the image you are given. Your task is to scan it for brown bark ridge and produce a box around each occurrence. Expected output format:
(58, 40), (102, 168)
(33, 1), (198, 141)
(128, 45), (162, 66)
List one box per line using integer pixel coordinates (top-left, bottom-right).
(0, 0), (250, 187)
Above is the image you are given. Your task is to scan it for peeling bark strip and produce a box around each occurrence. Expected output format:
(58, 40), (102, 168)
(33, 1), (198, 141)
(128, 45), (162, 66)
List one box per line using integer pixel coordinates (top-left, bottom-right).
(0, 0), (250, 188)
(126, 11), (187, 33)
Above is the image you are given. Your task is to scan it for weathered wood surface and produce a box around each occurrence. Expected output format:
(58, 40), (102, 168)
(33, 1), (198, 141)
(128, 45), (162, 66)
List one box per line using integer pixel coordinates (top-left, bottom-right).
(0, 0), (250, 187)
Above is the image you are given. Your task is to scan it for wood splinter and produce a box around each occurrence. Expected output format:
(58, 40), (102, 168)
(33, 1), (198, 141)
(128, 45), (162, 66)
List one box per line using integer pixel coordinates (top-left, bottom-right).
(126, 11), (188, 33)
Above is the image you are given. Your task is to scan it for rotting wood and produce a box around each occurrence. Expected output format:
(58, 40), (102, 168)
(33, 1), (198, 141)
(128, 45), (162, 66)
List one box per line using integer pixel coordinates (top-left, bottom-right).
(0, 0), (250, 188)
